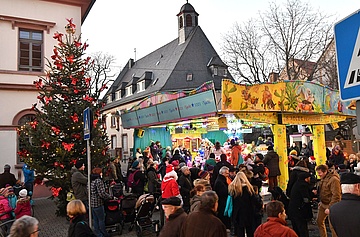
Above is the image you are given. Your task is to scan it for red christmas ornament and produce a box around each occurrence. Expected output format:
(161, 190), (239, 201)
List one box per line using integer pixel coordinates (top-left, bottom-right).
(51, 126), (60, 135)
(44, 96), (52, 105)
(74, 41), (82, 48)
(85, 77), (91, 87)
(67, 55), (74, 64)
(41, 140), (50, 149)
(74, 88), (79, 94)
(62, 142), (74, 151)
(33, 79), (43, 89)
(93, 119), (98, 128)
(70, 113), (79, 123)
(30, 121), (38, 129)
(53, 32), (63, 42)
(70, 76), (78, 85)
(51, 187), (62, 197)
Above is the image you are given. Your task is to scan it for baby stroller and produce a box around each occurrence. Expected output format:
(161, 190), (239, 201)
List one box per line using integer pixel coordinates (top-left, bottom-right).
(129, 193), (160, 237)
(104, 184), (124, 235)
(120, 193), (138, 226)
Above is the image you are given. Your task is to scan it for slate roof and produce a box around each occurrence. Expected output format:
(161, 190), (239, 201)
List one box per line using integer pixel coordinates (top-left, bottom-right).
(103, 25), (233, 110)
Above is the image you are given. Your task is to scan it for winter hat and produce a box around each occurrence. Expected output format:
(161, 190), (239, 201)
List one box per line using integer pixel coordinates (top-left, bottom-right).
(166, 165), (174, 174)
(179, 162), (187, 169)
(207, 165), (214, 172)
(341, 173), (360, 184)
(162, 196), (181, 206)
(4, 164), (10, 170)
(165, 165), (178, 180)
(289, 150), (298, 156)
(75, 159), (85, 169)
(171, 160), (180, 167)
(198, 170), (209, 179)
(267, 145), (274, 151)
(309, 156), (316, 161)
(19, 189), (27, 198)
(298, 172), (311, 180)
(132, 160), (140, 169)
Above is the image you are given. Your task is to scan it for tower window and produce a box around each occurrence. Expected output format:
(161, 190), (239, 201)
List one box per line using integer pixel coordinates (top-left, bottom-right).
(186, 14), (192, 27)
(179, 16), (183, 28)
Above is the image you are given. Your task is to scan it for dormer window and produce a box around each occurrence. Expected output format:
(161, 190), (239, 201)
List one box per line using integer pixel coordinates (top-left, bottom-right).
(125, 86), (133, 97)
(107, 95), (112, 103)
(137, 80), (145, 92)
(186, 73), (193, 81)
(115, 90), (121, 100)
(213, 67), (218, 76)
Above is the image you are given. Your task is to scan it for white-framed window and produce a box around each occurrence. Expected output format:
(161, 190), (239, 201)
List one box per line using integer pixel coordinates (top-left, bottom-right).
(125, 86), (133, 97)
(111, 116), (116, 127)
(213, 67), (218, 76)
(137, 80), (145, 92)
(115, 91), (121, 100)
(111, 135), (117, 149)
(107, 95), (112, 103)
(122, 134), (128, 153)
(186, 73), (193, 81)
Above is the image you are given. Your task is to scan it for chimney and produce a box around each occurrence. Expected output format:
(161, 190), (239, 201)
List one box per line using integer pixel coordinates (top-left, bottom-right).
(128, 59), (134, 69)
(268, 72), (279, 83)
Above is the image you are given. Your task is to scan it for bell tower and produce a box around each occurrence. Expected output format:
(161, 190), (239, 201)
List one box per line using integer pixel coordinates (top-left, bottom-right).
(177, 1), (199, 45)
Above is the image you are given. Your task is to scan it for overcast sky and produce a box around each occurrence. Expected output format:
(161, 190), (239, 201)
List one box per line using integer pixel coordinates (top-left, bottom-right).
(81, 0), (359, 74)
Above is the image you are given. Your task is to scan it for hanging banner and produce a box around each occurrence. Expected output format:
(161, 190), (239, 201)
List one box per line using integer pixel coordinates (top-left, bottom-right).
(221, 79), (356, 116)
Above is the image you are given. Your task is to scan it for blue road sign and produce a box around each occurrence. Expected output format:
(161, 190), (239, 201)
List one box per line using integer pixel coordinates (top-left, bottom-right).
(83, 107), (91, 140)
(334, 9), (360, 102)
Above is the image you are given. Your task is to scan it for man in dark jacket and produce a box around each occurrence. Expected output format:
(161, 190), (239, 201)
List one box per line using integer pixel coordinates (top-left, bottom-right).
(213, 154), (232, 184)
(213, 166), (231, 229)
(178, 166), (193, 213)
(181, 191), (227, 237)
(0, 164), (18, 189)
(159, 196), (187, 237)
(263, 145), (281, 191)
(330, 173), (360, 237)
(288, 172), (313, 237)
(71, 159), (88, 209)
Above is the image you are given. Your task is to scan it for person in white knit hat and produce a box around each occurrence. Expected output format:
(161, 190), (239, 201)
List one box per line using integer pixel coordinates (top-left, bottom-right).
(14, 189), (31, 219)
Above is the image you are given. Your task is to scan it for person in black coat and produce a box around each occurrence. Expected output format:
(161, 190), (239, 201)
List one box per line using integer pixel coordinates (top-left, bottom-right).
(286, 159), (309, 197)
(263, 146), (281, 191)
(130, 161), (146, 197)
(213, 166), (231, 229)
(213, 154), (232, 185)
(178, 166), (193, 213)
(249, 153), (266, 192)
(330, 173), (360, 237)
(67, 199), (96, 237)
(287, 172), (313, 237)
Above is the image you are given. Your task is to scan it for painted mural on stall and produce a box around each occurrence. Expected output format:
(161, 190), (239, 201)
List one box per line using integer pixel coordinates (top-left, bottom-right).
(222, 79), (356, 116)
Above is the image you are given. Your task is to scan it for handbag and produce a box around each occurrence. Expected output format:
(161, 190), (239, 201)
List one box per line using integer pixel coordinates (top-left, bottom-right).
(224, 195), (233, 217)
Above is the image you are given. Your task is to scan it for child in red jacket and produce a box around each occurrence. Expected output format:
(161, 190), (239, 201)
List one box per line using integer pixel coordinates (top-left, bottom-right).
(14, 189), (31, 219)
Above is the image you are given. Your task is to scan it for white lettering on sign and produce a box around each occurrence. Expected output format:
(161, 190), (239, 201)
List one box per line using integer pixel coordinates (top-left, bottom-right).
(345, 27), (360, 88)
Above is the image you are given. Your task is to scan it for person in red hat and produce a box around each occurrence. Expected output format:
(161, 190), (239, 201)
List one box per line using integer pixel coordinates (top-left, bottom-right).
(160, 164), (182, 227)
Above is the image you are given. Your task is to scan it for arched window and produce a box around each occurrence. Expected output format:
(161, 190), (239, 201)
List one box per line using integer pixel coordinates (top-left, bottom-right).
(179, 16), (183, 28)
(17, 114), (36, 163)
(186, 14), (192, 27)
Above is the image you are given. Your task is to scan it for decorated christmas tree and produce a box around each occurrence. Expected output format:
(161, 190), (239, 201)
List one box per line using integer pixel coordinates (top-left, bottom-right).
(17, 19), (110, 216)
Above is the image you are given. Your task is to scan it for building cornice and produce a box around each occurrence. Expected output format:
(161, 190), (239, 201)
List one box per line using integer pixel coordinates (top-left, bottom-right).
(0, 15), (56, 33)
(0, 83), (38, 91)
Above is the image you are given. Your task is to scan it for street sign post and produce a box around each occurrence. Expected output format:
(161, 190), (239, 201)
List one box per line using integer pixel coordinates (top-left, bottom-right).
(83, 107), (92, 227)
(334, 9), (360, 102)
(83, 107), (91, 140)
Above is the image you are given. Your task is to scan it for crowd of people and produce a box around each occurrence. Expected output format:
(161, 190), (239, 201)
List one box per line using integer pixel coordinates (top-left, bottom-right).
(4, 134), (360, 237)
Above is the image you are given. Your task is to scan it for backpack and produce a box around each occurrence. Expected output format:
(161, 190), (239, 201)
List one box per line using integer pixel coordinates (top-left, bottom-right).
(127, 170), (140, 188)
(261, 167), (270, 181)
